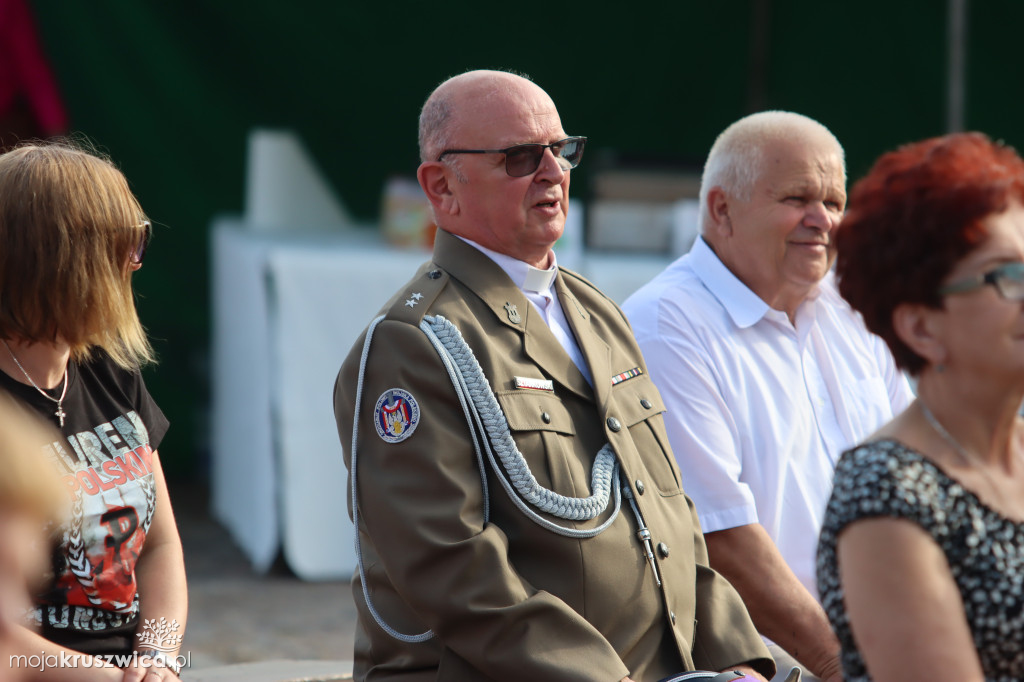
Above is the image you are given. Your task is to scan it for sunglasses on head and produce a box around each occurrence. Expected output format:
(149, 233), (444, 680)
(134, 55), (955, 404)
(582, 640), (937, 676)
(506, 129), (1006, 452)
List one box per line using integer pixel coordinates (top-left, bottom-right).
(437, 136), (587, 177)
(939, 261), (1024, 301)
(130, 220), (152, 266)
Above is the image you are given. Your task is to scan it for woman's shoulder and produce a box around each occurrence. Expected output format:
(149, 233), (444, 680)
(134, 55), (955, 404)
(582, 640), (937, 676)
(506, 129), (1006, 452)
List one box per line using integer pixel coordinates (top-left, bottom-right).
(834, 438), (923, 481)
(72, 348), (146, 401)
(837, 438), (967, 489)
(829, 439), (958, 527)
(76, 347), (141, 380)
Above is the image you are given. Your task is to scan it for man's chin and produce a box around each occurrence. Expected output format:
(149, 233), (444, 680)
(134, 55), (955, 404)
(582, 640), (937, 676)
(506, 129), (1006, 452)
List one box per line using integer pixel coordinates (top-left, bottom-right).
(790, 253), (831, 276)
(527, 220), (565, 244)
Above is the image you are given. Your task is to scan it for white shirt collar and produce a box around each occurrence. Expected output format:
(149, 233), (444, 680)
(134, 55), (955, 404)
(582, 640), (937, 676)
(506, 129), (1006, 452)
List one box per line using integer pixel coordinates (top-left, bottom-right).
(455, 236), (558, 295)
(453, 234), (592, 385)
(689, 236), (822, 329)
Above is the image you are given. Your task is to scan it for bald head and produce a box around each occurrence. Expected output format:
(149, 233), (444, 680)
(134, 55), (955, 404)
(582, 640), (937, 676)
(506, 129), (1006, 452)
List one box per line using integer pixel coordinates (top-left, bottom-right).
(699, 111), (845, 233)
(418, 70), (548, 164)
(414, 70), (572, 267)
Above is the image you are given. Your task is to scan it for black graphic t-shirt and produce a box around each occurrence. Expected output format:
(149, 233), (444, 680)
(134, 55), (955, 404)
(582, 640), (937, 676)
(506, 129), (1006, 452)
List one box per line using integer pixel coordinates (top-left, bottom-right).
(0, 349), (168, 656)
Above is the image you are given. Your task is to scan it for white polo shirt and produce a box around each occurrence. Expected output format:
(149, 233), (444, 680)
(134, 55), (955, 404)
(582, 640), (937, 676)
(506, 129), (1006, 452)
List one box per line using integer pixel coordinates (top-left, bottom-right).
(622, 237), (913, 598)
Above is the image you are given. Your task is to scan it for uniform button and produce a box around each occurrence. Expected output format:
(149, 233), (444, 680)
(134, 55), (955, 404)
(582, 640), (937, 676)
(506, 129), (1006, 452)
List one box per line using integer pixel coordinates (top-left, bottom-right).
(428, 269), (442, 279)
(606, 417), (621, 432)
(670, 611), (676, 625)
(541, 412), (551, 424)
(640, 398), (652, 409)
(657, 542), (670, 558)
(635, 480), (645, 495)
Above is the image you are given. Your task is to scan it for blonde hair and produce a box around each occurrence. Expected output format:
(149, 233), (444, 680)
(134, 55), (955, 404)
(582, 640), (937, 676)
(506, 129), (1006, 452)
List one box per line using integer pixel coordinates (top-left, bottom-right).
(0, 391), (68, 526)
(0, 140), (154, 369)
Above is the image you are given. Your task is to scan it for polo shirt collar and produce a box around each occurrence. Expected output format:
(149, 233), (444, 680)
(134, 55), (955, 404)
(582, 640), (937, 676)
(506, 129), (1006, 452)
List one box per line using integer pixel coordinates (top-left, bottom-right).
(690, 236), (826, 330)
(688, 236), (773, 329)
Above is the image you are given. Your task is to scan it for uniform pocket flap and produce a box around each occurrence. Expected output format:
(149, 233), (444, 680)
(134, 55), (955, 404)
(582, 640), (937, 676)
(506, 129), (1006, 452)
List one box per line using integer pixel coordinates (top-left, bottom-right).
(612, 374), (667, 427)
(495, 390), (576, 435)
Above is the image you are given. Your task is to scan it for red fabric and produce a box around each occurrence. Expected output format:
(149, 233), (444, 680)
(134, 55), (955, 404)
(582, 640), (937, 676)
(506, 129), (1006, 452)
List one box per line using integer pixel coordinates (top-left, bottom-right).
(0, 0), (68, 135)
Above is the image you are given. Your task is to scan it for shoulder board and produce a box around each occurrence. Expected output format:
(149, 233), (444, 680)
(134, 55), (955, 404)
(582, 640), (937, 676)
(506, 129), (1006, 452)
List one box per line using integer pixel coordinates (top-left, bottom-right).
(558, 266), (610, 299)
(384, 264), (450, 325)
(557, 265), (631, 326)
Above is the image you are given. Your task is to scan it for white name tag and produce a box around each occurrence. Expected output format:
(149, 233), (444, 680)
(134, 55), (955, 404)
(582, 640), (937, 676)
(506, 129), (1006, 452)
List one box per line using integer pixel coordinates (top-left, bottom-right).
(514, 376), (554, 392)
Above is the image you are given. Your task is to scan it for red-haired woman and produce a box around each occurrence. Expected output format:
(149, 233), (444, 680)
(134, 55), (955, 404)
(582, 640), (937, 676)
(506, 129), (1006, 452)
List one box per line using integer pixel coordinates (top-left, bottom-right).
(816, 132), (1024, 681)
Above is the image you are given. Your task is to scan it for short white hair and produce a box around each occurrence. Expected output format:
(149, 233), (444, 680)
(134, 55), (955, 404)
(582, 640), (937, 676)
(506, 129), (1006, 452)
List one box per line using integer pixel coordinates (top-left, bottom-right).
(697, 111), (845, 233)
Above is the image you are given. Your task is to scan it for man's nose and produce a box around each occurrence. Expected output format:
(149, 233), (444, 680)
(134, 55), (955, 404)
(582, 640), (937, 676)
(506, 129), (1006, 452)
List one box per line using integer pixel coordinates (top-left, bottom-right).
(534, 147), (567, 182)
(804, 201), (834, 231)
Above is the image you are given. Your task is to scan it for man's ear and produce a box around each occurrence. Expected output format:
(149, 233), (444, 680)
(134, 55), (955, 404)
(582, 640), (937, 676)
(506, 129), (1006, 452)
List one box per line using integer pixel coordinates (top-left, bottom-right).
(893, 301), (947, 367)
(706, 186), (733, 238)
(418, 162), (459, 217)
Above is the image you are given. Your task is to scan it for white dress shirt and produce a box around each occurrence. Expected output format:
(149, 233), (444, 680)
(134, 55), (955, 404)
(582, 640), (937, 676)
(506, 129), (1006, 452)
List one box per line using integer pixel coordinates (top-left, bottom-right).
(457, 236), (593, 386)
(622, 237), (914, 598)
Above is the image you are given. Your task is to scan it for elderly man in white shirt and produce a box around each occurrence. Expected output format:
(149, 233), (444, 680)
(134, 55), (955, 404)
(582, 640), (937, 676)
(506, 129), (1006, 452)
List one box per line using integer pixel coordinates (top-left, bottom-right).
(623, 111), (913, 682)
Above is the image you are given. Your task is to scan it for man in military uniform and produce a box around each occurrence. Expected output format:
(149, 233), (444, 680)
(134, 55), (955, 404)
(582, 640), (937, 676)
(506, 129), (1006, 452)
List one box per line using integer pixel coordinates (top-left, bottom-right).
(333, 69), (774, 682)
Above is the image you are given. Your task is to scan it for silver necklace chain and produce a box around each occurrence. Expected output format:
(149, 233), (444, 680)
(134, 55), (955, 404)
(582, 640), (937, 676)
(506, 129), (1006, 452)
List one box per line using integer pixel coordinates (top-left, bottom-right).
(919, 399), (1018, 508)
(2, 339), (68, 427)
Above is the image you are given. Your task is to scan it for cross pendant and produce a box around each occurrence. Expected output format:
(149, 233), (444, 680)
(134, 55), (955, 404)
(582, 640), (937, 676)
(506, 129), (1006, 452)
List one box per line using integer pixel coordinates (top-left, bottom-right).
(55, 405), (66, 427)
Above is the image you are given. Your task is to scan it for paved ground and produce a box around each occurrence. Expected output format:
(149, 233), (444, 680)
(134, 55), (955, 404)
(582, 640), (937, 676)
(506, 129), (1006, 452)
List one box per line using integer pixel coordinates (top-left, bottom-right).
(169, 482), (356, 675)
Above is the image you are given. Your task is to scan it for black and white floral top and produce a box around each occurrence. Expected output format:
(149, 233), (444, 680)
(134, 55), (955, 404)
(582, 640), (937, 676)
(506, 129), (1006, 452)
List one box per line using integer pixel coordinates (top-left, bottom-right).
(817, 439), (1024, 681)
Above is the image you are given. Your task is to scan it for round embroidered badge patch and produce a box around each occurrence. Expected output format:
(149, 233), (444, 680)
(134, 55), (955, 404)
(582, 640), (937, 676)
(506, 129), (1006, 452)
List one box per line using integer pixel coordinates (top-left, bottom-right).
(374, 388), (421, 443)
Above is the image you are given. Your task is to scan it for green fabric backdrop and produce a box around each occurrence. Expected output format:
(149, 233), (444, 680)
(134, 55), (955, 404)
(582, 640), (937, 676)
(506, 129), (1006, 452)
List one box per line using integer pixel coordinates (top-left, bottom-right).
(26, 0), (1024, 476)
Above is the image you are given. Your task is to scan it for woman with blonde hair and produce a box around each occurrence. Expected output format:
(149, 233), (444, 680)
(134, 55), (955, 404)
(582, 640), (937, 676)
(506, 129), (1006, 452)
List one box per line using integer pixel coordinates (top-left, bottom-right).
(0, 140), (185, 681)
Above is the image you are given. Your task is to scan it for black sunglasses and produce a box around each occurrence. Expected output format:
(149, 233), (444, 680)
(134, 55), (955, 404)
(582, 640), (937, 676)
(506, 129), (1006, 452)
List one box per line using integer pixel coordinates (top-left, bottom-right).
(131, 220), (152, 265)
(437, 136), (587, 177)
(939, 261), (1024, 301)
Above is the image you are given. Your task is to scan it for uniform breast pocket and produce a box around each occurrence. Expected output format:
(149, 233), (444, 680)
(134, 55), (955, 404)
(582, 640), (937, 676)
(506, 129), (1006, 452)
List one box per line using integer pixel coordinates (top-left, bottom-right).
(495, 390), (577, 494)
(610, 375), (683, 496)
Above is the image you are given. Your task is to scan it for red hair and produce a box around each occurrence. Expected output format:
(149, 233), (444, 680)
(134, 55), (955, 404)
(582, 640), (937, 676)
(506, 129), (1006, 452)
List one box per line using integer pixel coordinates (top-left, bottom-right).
(836, 132), (1024, 375)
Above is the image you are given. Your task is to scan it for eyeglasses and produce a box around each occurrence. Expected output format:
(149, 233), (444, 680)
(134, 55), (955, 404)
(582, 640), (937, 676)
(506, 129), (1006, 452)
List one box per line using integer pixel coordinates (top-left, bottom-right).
(131, 220), (152, 265)
(939, 261), (1024, 301)
(437, 136), (587, 177)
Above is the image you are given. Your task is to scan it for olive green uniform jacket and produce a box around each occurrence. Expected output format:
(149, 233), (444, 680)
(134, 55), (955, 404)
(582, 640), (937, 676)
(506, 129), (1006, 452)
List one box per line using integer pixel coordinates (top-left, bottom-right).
(334, 229), (773, 681)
